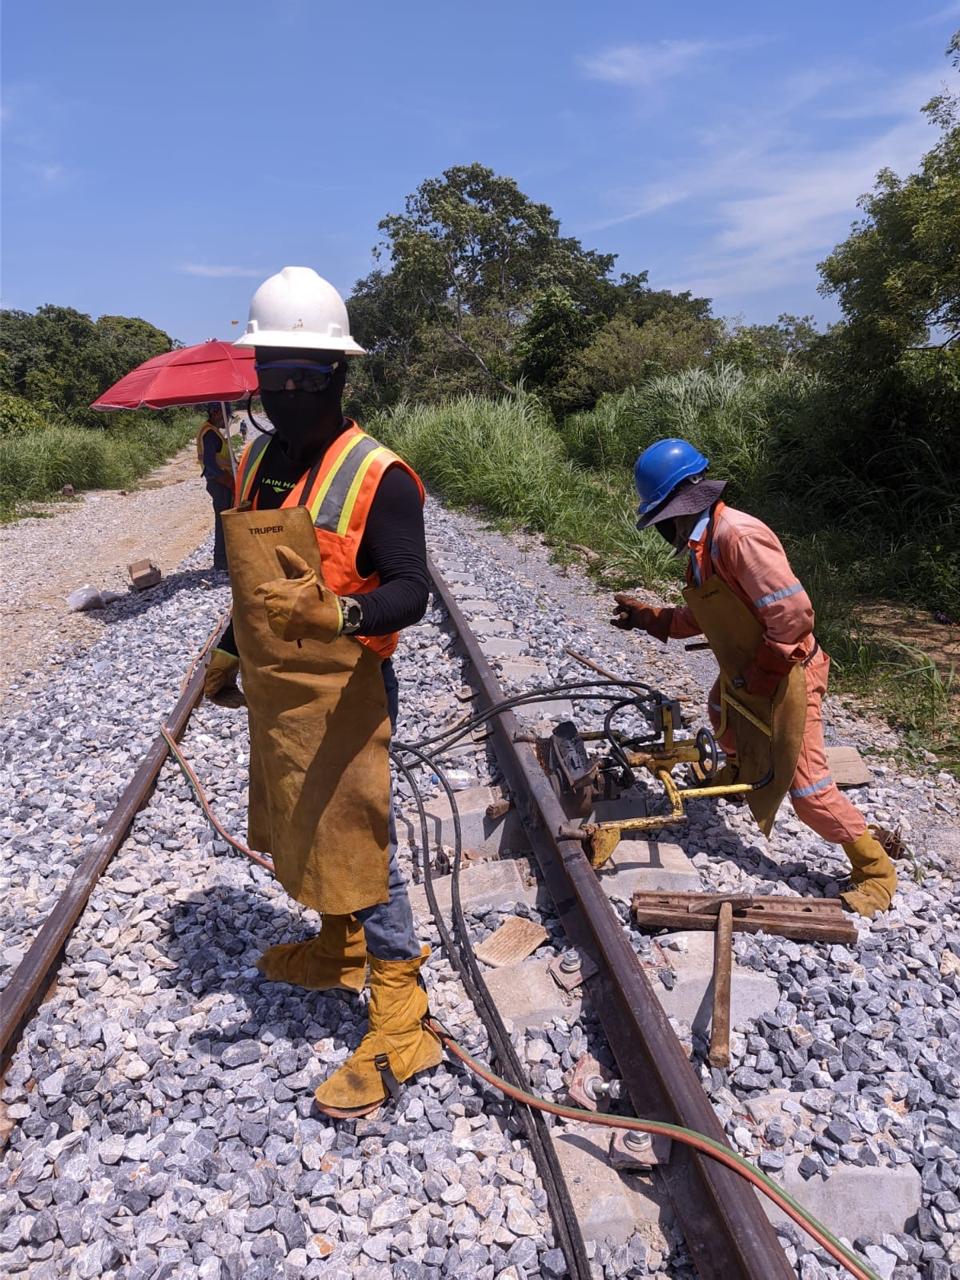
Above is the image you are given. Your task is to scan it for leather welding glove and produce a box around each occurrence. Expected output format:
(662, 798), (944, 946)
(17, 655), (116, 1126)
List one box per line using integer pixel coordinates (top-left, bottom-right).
(611, 594), (673, 643)
(203, 648), (245, 707)
(256, 545), (343, 643)
(740, 642), (795, 698)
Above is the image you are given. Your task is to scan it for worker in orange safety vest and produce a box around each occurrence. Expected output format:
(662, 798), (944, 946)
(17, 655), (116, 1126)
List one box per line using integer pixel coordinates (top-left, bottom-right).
(203, 267), (441, 1116)
(196, 403), (233, 571)
(611, 438), (897, 918)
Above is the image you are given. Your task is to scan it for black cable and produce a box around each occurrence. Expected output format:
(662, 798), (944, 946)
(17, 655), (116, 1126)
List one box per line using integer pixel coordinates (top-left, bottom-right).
(391, 744), (592, 1280)
(397, 679), (660, 757)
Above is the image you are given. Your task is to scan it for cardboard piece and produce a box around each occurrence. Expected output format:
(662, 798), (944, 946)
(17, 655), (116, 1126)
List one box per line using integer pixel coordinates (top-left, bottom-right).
(474, 915), (549, 968)
(825, 745), (873, 788)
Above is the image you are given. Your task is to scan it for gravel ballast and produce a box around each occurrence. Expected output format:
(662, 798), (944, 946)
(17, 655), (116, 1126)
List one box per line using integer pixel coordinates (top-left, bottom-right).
(1, 498), (958, 1280)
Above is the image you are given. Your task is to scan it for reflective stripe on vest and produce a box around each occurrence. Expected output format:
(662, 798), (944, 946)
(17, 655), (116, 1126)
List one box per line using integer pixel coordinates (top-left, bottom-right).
(236, 433), (272, 504)
(233, 426), (424, 661)
(308, 433), (382, 531)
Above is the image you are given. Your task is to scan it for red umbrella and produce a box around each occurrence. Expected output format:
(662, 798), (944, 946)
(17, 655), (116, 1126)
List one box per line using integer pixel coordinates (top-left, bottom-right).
(90, 339), (258, 411)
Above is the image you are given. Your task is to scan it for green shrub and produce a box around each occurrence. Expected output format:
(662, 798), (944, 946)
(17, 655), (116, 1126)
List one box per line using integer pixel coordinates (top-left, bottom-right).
(0, 392), (50, 437)
(0, 412), (196, 515)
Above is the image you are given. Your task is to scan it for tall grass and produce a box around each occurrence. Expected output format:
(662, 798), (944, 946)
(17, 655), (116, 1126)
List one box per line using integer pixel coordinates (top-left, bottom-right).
(0, 412), (196, 516)
(561, 363), (814, 504)
(374, 393), (679, 585)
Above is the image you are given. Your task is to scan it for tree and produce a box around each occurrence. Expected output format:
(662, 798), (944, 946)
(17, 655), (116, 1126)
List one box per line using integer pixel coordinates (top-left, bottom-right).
(715, 314), (822, 371)
(550, 310), (721, 415)
(349, 163), (723, 411)
(0, 305), (174, 425)
(349, 163), (616, 404)
(615, 272), (713, 326)
(513, 286), (597, 390)
(818, 36), (960, 365)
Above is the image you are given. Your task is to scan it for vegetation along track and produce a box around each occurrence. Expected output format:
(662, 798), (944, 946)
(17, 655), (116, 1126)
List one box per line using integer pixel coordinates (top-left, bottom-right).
(2, 505), (957, 1279)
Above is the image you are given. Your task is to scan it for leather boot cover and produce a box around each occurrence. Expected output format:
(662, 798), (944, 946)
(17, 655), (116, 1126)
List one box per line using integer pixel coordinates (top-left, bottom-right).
(221, 505), (391, 915)
(840, 832), (898, 918)
(256, 914), (367, 992)
(682, 576), (806, 836)
(314, 948), (443, 1116)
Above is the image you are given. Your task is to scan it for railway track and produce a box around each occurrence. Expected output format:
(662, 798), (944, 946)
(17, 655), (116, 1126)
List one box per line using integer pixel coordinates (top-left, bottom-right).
(422, 559), (793, 1278)
(0, 544), (894, 1280)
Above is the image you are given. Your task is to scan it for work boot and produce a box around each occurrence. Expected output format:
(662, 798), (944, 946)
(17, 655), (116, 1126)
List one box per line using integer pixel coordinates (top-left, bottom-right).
(256, 914), (367, 993)
(313, 947), (442, 1118)
(839, 831), (898, 918)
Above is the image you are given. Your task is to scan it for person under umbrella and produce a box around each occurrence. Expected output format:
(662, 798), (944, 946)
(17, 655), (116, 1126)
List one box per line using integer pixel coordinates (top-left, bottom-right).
(196, 403), (234, 571)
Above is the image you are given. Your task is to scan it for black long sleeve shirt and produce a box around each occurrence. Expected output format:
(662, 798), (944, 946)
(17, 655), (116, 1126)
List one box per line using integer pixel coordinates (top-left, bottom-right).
(218, 436), (429, 656)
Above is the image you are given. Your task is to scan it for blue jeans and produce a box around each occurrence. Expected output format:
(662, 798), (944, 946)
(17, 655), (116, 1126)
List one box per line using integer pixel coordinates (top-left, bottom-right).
(354, 660), (420, 961)
(206, 479), (232, 570)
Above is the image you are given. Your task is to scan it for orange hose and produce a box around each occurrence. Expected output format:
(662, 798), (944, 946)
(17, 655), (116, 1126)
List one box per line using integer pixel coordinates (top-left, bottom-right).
(431, 1024), (879, 1280)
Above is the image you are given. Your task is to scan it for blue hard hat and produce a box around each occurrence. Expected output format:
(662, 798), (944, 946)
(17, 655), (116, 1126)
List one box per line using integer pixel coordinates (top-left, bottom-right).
(633, 438), (709, 518)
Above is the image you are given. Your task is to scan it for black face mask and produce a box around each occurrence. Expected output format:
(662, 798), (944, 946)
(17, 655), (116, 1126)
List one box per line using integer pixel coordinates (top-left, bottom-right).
(655, 518), (677, 545)
(261, 390), (325, 451)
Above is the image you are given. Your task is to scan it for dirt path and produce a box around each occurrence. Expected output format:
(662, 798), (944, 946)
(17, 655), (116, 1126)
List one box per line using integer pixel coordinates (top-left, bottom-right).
(0, 446), (216, 705)
(855, 599), (959, 690)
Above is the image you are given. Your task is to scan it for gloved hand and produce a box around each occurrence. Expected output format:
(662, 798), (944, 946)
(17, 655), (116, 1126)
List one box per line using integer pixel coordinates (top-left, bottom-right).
(256, 546), (343, 643)
(610, 594), (673, 643)
(204, 648), (245, 707)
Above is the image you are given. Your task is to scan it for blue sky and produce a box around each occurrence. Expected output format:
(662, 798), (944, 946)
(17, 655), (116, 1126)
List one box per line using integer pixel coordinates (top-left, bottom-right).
(2, 0), (958, 344)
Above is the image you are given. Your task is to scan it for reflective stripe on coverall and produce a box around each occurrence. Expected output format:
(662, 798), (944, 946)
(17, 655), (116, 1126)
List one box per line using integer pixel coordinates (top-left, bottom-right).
(669, 504), (867, 845)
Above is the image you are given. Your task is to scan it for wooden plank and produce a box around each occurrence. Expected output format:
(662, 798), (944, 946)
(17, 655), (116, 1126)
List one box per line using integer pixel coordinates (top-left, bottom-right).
(474, 915), (549, 967)
(825, 745), (873, 788)
(708, 903), (733, 1068)
(631, 890), (857, 943)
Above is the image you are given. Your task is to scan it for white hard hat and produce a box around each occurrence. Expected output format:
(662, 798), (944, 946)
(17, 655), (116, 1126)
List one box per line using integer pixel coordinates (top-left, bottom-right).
(234, 266), (366, 355)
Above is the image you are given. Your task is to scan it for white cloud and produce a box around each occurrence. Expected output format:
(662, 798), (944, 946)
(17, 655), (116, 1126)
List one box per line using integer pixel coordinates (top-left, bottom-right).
(26, 161), (66, 185)
(913, 1), (960, 27)
(819, 68), (950, 119)
(584, 55), (945, 309)
(580, 40), (708, 88)
(587, 186), (690, 231)
(178, 264), (265, 278)
(664, 113), (936, 305)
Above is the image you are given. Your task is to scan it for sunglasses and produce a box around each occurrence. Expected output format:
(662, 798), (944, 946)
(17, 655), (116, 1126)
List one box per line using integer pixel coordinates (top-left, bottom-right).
(255, 360), (341, 393)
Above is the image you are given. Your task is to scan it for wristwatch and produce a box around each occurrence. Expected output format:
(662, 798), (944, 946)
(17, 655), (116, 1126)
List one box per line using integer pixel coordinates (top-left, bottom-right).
(338, 595), (363, 635)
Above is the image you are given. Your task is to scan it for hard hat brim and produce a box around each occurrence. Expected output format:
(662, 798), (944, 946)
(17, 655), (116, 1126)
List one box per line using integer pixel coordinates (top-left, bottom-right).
(234, 329), (366, 355)
(635, 478), (727, 529)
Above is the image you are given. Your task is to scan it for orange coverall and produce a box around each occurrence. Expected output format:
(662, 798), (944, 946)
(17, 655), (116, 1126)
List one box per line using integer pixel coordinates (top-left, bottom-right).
(667, 504), (868, 845)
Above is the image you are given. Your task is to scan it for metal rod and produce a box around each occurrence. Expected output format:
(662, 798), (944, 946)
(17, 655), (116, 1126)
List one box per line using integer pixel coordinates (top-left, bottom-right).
(708, 902), (733, 1069)
(564, 647), (625, 683)
(0, 665), (207, 1076)
(430, 558), (792, 1280)
(219, 400), (237, 479)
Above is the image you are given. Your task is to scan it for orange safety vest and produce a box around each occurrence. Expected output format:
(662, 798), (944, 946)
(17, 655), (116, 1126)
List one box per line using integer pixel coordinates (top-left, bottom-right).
(234, 421), (425, 661)
(196, 420), (232, 478)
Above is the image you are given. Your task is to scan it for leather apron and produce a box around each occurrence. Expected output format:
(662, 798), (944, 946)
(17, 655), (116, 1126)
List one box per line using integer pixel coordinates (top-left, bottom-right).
(682, 573), (807, 837)
(221, 504), (391, 913)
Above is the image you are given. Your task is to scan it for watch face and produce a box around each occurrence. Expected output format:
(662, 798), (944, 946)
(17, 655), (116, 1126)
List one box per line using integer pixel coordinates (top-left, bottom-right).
(342, 597), (362, 630)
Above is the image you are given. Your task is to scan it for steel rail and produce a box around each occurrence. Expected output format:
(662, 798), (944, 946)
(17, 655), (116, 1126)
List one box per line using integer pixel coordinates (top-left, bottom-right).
(0, 665), (207, 1076)
(428, 557), (793, 1280)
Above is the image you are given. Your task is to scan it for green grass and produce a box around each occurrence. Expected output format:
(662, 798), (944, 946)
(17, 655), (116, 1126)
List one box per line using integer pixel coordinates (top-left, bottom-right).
(0, 411), (196, 519)
(375, 389), (958, 768)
